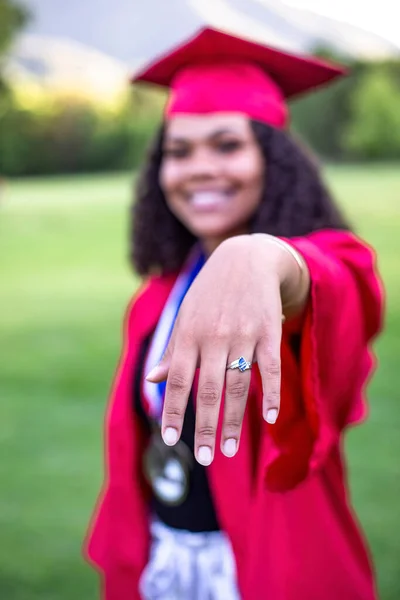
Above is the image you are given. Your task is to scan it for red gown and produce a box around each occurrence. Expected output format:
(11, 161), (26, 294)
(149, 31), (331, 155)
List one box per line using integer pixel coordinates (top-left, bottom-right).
(84, 230), (383, 600)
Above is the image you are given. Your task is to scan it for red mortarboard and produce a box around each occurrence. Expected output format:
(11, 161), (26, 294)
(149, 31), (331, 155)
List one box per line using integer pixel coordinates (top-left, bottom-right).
(132, 27), (346, 129)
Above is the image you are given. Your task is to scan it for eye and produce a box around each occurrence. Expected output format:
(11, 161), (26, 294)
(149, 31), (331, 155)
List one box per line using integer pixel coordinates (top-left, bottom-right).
(217, 140), (242, 153)
(163, 146), (189, 159)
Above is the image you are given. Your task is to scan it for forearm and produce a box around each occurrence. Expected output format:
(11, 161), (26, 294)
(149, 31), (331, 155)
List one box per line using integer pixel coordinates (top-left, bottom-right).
(225, 233), (311, 318)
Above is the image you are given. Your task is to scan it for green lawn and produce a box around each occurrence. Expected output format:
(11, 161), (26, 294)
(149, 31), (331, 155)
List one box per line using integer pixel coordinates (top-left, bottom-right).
(1, 167), (399, 599)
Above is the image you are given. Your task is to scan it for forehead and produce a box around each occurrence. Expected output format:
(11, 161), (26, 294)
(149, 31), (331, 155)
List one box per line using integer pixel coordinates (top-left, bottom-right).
(164, 113), (252, 140)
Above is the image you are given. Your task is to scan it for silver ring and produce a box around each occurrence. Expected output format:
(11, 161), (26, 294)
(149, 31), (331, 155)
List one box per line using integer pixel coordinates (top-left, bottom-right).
(227, 356), (252, 372)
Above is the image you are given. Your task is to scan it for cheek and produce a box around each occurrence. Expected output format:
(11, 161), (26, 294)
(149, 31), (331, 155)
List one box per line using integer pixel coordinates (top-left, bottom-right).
(159, 162), (180, 197)
(230, 153), (264, 195)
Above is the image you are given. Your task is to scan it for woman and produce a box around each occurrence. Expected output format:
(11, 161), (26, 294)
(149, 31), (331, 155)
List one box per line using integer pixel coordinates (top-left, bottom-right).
(85, 27), (383, 600)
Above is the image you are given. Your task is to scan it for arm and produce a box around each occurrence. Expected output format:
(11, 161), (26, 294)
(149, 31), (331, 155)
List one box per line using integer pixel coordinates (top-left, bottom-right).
(147, 231), (383, 474)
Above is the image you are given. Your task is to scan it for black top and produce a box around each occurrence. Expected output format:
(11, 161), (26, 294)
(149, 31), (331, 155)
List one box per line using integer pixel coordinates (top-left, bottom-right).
(133, 333), (220, 532)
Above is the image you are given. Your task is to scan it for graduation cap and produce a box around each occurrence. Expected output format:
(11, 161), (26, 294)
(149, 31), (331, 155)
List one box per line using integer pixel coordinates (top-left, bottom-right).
(132, 27), (346, 129)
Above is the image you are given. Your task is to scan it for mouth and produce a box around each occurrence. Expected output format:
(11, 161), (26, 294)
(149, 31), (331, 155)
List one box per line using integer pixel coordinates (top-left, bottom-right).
(185, 189), (236, 211)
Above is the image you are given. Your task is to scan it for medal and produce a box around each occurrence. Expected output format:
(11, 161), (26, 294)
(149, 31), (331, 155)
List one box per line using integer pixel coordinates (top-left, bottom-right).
(143, 426), (194, 506)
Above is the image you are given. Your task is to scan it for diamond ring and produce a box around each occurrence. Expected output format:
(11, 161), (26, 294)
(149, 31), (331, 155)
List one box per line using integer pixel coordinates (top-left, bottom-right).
(227, 356), (252, 372)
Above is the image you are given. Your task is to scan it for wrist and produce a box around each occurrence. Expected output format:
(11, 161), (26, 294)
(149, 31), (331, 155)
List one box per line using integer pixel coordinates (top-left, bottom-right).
(251, 234), (310, 314)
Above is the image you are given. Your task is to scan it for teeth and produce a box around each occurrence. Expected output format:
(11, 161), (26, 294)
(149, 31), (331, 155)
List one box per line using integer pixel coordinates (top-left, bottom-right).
(190, 192), (229, 207)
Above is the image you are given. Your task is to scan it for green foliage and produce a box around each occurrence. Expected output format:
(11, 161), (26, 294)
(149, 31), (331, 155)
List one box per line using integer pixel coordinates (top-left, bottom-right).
(0, 0), (30, 98)
(0, 0), (30, 55)
(344, 68), (400, 159)
(290, 59), (400, 161)
(290, 76), (353, 159)
(0, 91), (159, 176)
(2, 55), (400, 175)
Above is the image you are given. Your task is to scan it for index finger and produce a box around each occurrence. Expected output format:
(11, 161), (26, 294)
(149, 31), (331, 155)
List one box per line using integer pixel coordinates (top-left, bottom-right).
(161, 342), (198, 446)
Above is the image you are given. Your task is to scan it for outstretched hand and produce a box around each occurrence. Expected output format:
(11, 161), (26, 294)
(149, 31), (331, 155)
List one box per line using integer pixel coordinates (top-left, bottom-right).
(146, 234), (309, 466)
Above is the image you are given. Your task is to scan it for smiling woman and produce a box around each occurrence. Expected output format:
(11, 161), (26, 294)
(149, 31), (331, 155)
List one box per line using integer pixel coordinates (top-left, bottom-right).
(160, 114), (265, 253)
(132, 117), (347, 275)
(84, 26), (383, 600)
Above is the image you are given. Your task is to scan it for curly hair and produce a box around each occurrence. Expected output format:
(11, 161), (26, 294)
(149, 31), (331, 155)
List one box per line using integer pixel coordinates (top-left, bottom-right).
(131, 121), (350, 276)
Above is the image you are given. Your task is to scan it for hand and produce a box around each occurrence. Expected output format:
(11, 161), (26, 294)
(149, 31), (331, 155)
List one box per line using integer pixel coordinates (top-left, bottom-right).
(146, 234), (308, 466)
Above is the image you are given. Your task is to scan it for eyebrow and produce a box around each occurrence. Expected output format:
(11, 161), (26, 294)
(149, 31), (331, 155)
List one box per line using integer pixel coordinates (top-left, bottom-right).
(165, 128), (241, 144)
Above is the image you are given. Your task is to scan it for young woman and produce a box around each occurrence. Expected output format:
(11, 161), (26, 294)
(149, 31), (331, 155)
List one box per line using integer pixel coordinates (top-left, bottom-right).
(85, 27), (383, 600)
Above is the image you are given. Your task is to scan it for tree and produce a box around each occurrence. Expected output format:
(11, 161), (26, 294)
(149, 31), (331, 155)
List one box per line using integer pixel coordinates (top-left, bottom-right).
(0, 0), (30, 94)
(343, 68), (400, 159)
(0, 1), (29, 185)
(0, 0), (29, 54)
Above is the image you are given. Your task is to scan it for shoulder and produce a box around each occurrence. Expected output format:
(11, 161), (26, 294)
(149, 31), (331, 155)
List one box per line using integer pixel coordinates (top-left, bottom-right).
(292, 229), (371, 252)
(289, 229), (379, 273)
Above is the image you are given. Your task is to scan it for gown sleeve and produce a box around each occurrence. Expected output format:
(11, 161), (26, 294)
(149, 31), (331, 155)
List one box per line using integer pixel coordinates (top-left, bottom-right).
(262, 230), (384, 491)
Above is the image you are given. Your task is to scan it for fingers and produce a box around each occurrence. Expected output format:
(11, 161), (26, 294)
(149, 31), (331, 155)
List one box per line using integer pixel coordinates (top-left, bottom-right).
(194, 350), (227, 466)
(255, 316), (282, 425)
(161, 341), (198, 446)
(158, 314), (282, 465)
(220, 349), (253, 459)
(145, 322), (203, 383)
(145, 330), (175, 383)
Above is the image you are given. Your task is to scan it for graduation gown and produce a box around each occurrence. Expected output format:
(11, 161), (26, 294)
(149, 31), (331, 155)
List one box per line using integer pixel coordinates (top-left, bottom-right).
(84, 229), (383, 600)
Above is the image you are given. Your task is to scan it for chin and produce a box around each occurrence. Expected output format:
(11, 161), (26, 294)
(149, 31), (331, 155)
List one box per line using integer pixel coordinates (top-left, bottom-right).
(188, 221), (238, 241)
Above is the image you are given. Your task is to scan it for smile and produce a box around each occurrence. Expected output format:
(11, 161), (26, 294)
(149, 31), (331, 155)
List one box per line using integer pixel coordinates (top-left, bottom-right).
(186, 190), (236, 210)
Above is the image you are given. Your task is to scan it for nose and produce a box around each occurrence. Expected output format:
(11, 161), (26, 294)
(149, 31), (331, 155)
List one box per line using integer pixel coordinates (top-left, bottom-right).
(186, 148), (220, 180)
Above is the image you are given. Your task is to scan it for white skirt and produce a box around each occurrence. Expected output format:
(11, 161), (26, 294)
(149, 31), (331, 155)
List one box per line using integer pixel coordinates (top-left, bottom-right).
(139, 518), (241, 600)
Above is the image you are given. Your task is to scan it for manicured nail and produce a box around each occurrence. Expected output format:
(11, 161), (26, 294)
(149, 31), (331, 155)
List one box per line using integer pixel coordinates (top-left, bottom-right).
(223, 438), (237, 458)
(197, 446), (212, 466)
(266, 408), (278, 424)
(145, 365), (164, 381)
(163, 427), (178, 446)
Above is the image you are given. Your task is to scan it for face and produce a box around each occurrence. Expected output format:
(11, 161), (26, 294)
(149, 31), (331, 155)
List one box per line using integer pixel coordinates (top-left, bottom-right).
(160, 114), (265, 253)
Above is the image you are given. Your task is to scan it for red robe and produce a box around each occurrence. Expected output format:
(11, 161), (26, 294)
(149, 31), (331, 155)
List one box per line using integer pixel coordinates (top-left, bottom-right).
(84, 230), (383, 600)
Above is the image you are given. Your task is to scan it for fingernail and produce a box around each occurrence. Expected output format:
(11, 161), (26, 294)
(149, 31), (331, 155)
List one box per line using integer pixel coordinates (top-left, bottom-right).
(197, 446), (212, 466)
(266, 408), (278, 424)
(163, 427), (178, 446)
(223, 438), (237, 458)
(145, 365), (163, 381)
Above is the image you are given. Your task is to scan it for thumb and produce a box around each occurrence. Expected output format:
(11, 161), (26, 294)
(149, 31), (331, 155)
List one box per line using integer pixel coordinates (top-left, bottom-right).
(145, 338), (174, 383)
(145, 361), (170, 383)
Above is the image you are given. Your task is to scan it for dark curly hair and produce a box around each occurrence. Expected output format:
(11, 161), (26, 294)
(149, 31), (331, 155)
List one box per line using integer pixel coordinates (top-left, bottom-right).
(131, 121), (350, 276)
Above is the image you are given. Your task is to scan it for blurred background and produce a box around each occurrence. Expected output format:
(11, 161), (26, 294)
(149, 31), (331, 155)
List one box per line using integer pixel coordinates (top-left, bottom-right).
(0, 1), (399, 598)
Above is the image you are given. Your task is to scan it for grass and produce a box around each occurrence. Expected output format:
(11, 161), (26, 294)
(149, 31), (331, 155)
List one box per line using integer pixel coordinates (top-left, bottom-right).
(0, 166), (399, 599)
